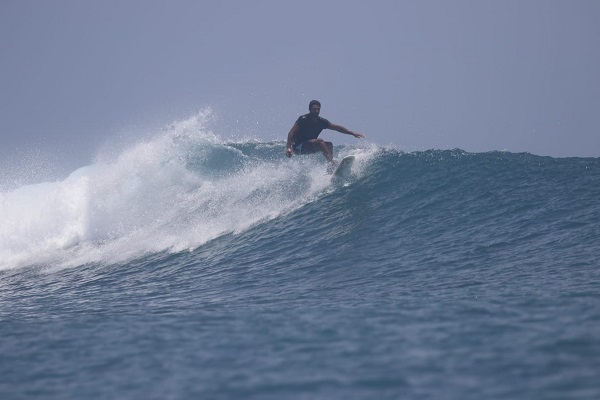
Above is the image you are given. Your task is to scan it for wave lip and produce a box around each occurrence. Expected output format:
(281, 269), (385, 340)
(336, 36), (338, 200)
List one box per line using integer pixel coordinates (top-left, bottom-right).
(0, 112), (375, 271)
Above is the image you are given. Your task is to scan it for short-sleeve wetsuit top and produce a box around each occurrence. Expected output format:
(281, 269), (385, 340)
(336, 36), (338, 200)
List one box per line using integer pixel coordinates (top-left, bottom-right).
(292, 114), (331, 149)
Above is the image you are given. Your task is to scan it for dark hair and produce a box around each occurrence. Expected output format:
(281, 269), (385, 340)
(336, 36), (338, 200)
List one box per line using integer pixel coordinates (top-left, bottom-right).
(309, 100), (321, 109)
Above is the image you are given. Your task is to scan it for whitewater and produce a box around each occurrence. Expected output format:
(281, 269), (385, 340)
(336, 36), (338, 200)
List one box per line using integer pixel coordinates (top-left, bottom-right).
(1, 111), (599, 399)
(1, 111), (371, 270)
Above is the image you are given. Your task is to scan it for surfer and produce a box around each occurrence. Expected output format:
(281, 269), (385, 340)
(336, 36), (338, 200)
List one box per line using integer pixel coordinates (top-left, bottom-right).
(285, 100), (364, 167)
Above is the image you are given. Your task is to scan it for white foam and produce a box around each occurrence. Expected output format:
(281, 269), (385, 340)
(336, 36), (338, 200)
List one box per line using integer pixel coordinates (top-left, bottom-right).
(0, 111), (339, 270)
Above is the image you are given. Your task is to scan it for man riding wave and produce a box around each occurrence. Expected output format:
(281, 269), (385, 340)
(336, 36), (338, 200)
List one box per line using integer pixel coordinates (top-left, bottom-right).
(285, 100), (365, 168)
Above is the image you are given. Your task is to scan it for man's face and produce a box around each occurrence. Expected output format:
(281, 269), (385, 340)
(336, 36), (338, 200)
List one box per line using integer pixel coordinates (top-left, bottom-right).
(309, 104), (320, 117)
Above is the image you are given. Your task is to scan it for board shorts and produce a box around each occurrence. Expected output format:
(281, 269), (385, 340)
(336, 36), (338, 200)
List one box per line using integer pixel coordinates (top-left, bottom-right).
(293, 141), (318, 155)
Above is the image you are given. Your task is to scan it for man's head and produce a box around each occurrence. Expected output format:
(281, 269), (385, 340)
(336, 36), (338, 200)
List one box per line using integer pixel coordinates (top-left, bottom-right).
(308, 100), (321, 116)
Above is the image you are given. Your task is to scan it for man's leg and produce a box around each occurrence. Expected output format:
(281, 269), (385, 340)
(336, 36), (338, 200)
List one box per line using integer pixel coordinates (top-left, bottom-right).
(307, 139), (334, 162)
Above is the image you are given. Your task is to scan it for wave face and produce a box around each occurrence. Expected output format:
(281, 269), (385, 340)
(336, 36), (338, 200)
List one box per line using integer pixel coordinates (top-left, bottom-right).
(1, 112), (373, 270)
(1, 114), (599, 399)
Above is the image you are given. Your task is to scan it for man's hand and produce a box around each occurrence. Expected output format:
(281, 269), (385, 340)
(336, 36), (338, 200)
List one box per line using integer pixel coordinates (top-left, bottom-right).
(285, 147), (293, 157)
(352, 132), (365, 139)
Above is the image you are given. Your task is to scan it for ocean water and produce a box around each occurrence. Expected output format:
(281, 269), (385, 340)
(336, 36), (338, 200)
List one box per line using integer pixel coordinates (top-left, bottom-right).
(1, 115), (599, 399)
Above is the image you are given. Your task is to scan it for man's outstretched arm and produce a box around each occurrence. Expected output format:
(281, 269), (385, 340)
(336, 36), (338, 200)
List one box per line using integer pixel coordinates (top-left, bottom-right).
(328, 123), (365, 139)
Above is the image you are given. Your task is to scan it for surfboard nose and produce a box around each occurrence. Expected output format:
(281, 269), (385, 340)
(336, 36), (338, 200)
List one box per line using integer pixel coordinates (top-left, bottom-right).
(331, 155), (355, 182)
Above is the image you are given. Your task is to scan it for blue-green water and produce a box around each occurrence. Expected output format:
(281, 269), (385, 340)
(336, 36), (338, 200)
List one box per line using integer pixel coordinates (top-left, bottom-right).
(1, 125), (599, 399)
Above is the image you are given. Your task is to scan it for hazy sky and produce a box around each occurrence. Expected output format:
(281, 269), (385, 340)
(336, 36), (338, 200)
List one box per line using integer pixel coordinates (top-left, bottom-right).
(1, 0), (599, 174)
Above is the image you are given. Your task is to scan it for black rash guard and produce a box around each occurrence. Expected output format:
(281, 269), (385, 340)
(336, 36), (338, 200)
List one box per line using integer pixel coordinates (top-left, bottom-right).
(291, 114), (331, 148)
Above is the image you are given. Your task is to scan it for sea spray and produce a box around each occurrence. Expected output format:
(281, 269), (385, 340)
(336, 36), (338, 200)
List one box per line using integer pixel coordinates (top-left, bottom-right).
(1, 111), (370, 270)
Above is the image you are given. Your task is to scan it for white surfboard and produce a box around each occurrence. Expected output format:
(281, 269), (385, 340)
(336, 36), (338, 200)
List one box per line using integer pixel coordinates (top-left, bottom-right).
(331, 155), (355, 182)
